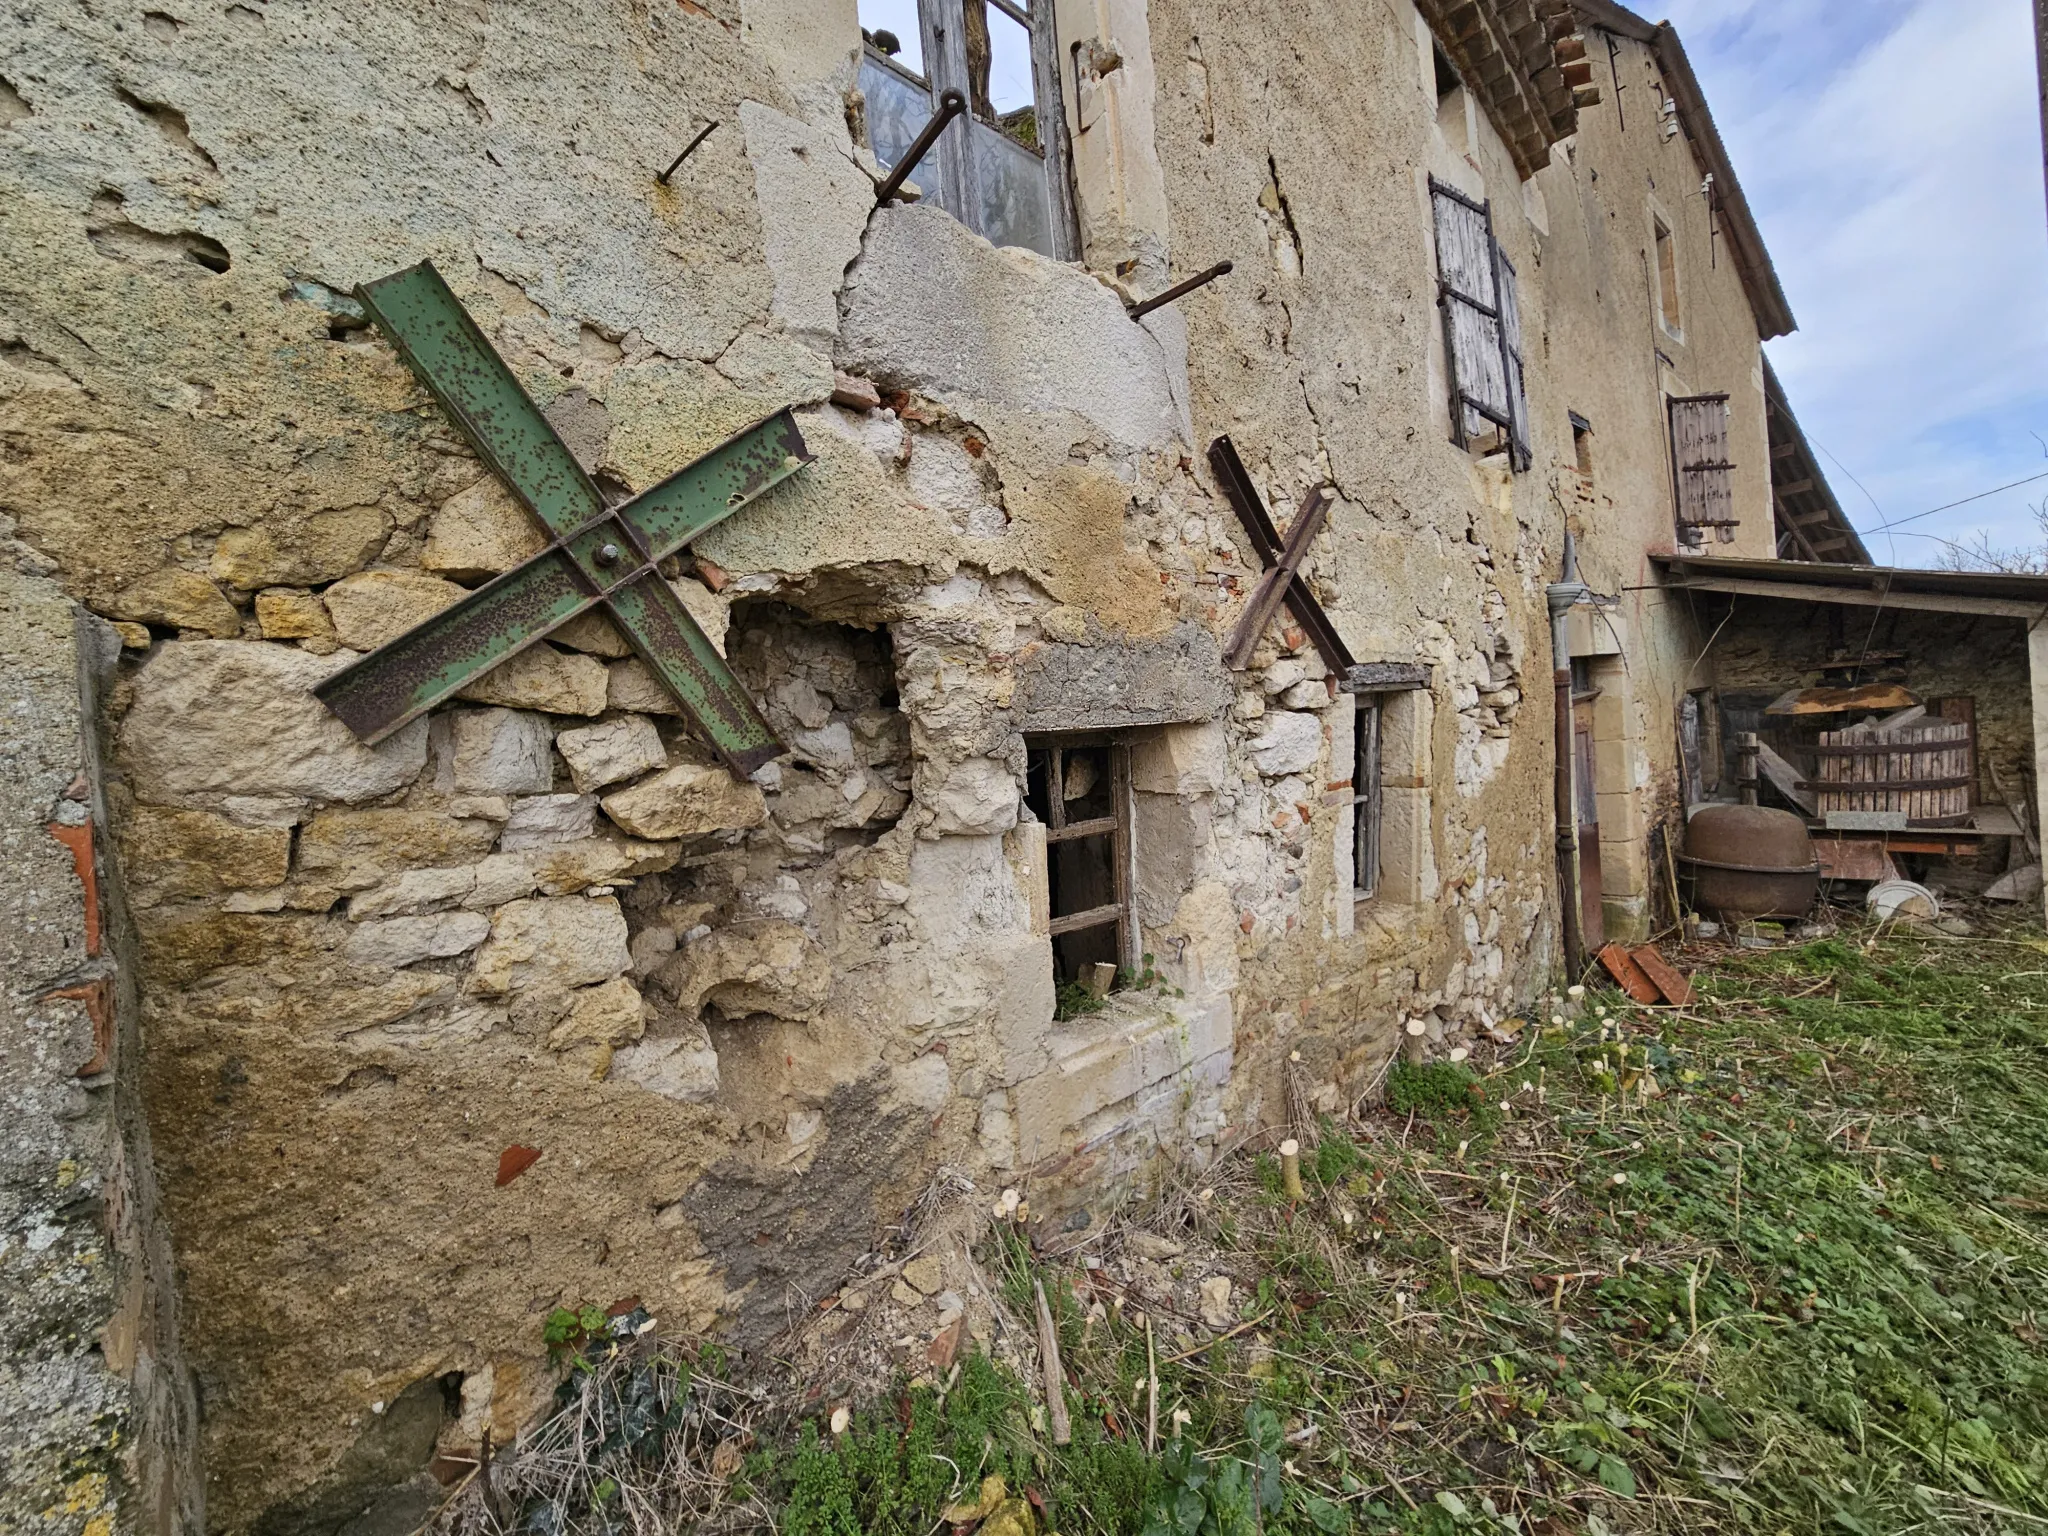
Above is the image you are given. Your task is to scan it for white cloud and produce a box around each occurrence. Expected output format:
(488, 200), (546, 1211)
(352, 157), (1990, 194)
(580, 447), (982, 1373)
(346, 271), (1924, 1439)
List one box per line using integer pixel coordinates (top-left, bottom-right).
(1659, 0), (2048, 564)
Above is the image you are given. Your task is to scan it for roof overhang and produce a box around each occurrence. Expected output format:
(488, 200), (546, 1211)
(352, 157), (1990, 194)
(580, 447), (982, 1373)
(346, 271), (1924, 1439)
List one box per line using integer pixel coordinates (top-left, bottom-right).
(1571, 0), (1796, 339)
(1652, 553), (2048, 622)
(1763, 358), (1869, 565)
(1417, 0), (1591, 181)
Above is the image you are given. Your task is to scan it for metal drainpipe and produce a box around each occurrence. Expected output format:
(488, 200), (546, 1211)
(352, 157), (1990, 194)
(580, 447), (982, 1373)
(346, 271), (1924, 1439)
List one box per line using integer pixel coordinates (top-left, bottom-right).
(1548, 532), (1592, 980)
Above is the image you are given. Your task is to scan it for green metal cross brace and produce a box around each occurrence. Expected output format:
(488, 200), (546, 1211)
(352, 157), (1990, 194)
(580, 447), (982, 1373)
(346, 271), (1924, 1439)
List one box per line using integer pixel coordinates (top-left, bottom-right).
(314, 260), (813, 778)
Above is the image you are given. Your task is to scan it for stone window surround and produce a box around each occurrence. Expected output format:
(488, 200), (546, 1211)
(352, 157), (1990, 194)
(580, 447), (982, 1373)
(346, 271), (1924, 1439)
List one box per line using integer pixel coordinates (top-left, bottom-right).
(1022, 731), (1138, 977)
(1648, 197), (1685, 343)
(1333, 688), (1434, 939)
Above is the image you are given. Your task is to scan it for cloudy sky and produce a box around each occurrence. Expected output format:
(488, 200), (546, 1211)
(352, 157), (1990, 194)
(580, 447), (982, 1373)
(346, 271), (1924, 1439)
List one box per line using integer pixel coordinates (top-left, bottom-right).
(1656, 0), (2048, 568)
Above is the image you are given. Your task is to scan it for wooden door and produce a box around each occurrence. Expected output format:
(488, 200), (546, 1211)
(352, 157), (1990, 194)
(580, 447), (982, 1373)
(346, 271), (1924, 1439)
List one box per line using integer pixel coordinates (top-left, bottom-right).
(1573, 699), (1605, 948)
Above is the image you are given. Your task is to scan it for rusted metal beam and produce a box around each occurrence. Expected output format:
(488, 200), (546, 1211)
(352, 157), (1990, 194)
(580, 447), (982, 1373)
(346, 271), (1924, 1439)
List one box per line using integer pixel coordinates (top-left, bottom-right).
(656, 120), (719, 184)
(1207, 436), (1356, 678)
(314, 260), (813, 777)
(1126, 261), (1233, 321)
(874, 89), (966, 205)
(1225, 486), (1331, 670)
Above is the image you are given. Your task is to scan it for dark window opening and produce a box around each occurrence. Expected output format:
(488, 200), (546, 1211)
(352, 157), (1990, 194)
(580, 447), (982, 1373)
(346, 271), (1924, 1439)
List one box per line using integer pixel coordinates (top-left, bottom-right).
(1433, 45), (1469, 151)
(1570, 411), (1594, 476)
(1024, 738), (1132, 988)
(1352, 698), (1382, 900)
(858, 0), (1075, 259)
(1434, 45), (1462, 102)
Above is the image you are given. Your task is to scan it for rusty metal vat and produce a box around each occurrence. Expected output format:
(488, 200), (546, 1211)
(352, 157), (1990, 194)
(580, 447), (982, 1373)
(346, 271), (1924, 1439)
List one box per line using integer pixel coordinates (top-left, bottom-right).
(1680, 804), (1819, 921)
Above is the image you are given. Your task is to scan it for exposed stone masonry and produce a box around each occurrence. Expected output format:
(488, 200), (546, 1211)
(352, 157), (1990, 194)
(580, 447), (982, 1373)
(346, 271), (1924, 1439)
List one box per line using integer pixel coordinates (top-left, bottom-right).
(0, 0), (1739, 1527)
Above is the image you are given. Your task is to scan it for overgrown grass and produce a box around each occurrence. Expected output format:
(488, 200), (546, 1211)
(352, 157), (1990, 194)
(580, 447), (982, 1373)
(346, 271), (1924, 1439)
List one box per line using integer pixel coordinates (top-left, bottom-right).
(442, 920), (2048, 1536)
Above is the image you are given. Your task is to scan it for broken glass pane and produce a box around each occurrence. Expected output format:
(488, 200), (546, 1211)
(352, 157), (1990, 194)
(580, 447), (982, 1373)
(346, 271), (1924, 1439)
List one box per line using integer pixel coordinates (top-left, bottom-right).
(968, 118), (1052, 256)
(862, 53), (959, 220)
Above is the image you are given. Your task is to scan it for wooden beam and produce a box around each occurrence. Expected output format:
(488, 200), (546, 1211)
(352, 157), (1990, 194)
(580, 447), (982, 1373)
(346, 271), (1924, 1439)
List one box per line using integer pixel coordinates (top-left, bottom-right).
(1779, 513), (1823, 562)
(1662, 572), (2047, 620)
(1774, 477), (1815, 498)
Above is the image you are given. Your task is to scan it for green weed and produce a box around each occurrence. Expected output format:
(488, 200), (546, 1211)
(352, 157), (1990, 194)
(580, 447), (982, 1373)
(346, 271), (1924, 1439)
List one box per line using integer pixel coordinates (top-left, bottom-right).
(442, 921), (2048, 1536)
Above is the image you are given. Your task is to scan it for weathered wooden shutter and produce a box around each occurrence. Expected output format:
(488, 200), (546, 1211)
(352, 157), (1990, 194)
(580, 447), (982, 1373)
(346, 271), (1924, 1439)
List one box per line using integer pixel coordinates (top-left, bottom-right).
(1669, 393), (1735, 543)
(1495, 249), (1530, 469)
(1430, 176), (1530, 471)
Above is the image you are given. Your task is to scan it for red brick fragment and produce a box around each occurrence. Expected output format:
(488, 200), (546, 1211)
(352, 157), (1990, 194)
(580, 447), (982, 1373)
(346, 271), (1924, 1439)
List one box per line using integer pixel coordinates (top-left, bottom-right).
(927, 1319), (963, 1373)
(496, 1145), (542, 1187)
(48, 821), (99, 957)
(1629, 945), (1695, 1007)
(1597, 943), (1660, 1004)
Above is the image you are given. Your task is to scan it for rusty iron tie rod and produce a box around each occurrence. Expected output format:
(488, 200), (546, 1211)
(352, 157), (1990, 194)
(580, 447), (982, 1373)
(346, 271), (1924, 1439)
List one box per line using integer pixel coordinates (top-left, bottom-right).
(1126, 261), (1233, 320)
(874, 89), (967, 206)
(655, 120), (719, 185)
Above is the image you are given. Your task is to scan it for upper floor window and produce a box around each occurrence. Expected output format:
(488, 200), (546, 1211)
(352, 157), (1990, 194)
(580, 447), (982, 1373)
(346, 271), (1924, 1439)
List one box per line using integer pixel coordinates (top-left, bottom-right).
(859, 0), (1077, 260)
(1429, 177), (1530, 472)
(1653, 216), (1682, 336)
(1570, 410), (1594, 476)
(1669, 393), (1735, 545)
(1433, 44), (1469, 153)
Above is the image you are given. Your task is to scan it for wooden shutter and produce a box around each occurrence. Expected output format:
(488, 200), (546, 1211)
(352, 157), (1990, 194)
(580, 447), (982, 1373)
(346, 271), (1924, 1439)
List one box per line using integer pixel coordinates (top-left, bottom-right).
(1669, 393), (1735, 543)
(1496, 249), (1530, 470)
(1430, 177), (1530, 471)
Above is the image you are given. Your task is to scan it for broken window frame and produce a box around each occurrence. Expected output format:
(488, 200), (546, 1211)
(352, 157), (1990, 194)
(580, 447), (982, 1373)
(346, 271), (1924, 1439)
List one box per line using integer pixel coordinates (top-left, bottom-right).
(1668, 392), (1736, 545)
(1352, 695), (1383, 902)
(1024, 735), (1137, 983)
(1428, 176), (1530, 472)
(859, 0), (1079, 260)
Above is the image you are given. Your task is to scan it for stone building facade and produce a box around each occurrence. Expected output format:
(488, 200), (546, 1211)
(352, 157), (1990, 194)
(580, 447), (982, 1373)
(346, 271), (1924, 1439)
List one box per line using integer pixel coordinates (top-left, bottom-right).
(0, 0), (1821, 1528)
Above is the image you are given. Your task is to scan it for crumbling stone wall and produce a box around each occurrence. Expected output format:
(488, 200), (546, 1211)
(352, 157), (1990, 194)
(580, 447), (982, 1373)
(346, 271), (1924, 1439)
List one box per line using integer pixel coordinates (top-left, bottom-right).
(0, 548), (199, 1535)
(0, 0), (1688, 1526)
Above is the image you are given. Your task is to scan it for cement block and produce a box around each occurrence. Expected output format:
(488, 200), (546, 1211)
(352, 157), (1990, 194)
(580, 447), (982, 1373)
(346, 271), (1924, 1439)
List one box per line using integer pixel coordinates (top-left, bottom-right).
(1012, 996), (1232, 1155)
(1130, 720), (1228, 795)
(838, 204), (1188, 448)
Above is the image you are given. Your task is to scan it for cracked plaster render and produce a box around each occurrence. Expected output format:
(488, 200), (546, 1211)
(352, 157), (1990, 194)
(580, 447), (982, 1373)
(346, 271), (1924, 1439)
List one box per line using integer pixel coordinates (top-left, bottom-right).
(0, 0), (1771, 1525)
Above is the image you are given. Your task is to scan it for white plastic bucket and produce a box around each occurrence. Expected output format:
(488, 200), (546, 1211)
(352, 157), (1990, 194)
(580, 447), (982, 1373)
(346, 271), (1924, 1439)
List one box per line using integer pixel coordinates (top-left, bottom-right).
(1867, 879), (1939, 921)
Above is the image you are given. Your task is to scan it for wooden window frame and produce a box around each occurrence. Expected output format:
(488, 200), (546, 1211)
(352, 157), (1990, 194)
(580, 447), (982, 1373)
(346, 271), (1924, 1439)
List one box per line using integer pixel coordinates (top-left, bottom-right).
(859, 0), (1079, 261)
(1352, 696), (1383, 902)
(1026, 735), (1137, 972)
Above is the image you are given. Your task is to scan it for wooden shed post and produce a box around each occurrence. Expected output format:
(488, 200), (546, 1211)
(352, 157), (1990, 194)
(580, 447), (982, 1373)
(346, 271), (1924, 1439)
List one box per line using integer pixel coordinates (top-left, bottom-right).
(2028, 620), (2048, 931)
